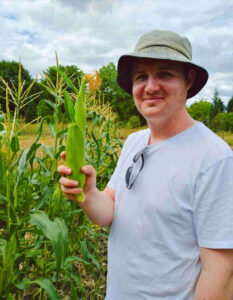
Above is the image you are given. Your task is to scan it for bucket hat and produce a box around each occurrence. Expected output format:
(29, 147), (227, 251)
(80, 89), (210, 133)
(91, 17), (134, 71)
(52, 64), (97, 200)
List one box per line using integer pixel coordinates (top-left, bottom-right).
(117, 30), (208, 99)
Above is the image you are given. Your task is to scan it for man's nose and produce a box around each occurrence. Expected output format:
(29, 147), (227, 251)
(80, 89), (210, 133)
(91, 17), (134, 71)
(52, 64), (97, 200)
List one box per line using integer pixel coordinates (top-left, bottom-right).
(144, 76), (160, 94)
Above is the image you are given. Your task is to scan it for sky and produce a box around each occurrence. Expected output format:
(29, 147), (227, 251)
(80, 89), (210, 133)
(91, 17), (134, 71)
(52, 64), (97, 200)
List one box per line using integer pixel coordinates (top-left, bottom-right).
(0, 0), (233, 106)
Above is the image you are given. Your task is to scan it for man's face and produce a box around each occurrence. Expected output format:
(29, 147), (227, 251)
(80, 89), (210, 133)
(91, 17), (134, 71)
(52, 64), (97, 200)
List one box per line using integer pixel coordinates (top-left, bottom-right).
(131, 58), (194, 122)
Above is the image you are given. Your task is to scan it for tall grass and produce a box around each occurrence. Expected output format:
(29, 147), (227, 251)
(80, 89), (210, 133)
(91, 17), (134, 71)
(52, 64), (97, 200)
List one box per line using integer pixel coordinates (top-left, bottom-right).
(0, 59), (122, 299)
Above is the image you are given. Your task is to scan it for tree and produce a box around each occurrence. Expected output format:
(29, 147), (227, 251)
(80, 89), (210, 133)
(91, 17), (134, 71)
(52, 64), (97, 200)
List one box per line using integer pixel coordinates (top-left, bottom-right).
(187, 100), (211, 125)
(210, 112), (229, 132)
(99, 62), (141, 123)
(0, 60), (40, 119)
(227, 112), (233, 132)
(227, 96), (233, 113)
(209, 88), (225, 121)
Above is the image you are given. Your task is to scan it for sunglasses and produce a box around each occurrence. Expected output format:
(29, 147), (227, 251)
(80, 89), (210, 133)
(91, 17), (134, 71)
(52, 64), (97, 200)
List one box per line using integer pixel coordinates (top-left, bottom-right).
(125, 148), (147, 189)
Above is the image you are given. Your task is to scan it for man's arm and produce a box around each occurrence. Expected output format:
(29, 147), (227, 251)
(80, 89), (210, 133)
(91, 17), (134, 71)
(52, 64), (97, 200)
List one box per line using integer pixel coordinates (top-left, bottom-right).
(194, 247), (233, 300)
(78, 185), (115, 227)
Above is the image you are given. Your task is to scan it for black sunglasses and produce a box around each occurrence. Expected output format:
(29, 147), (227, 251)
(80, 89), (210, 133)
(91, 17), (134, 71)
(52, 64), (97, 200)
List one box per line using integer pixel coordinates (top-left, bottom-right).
(125, 148), (146, 189)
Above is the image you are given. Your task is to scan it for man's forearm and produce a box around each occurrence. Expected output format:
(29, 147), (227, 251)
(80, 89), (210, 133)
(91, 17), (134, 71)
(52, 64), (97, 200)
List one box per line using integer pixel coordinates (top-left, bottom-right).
(78, 187), (114, 226)
(194, 269), (233, 300)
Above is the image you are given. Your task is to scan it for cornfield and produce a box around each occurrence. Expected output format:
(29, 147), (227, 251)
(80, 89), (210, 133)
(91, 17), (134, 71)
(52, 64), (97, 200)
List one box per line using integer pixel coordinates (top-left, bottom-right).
(0, 58), (122, 299)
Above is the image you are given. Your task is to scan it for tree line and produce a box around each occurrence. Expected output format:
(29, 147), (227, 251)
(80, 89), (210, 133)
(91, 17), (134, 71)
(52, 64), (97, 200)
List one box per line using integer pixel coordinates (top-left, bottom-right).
(187, 89), (233, 132)
(0, 60), (233, 132)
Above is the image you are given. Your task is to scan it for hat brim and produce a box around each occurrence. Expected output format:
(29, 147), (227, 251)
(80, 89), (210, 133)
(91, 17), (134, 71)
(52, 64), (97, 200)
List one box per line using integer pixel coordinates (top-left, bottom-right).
(117, 47), (208, 99)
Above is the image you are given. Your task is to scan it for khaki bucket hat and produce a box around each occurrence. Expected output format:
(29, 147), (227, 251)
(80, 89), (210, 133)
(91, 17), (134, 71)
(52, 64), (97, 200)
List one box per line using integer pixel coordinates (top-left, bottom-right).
(117, 30), (208, 99)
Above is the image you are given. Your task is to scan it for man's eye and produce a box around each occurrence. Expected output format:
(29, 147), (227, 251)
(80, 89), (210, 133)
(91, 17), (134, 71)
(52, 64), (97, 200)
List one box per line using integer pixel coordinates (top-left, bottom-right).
(158, 72), (172, 79)
(134, 74), (146, 81)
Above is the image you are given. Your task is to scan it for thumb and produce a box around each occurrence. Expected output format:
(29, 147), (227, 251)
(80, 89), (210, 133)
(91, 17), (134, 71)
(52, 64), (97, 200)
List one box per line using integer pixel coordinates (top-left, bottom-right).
(81, 165), (96, 193)
(81, 165), (96, 177)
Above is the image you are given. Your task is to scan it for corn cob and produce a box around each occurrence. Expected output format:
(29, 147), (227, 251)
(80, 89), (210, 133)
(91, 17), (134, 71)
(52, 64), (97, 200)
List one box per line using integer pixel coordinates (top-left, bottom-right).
(64, 77), (86, 202)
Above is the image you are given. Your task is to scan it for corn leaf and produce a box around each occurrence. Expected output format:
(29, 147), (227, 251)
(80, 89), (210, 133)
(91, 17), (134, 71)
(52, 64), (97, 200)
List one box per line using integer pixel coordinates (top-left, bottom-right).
(63, 90), (75, 123)
(51, 67), (79, 95)
(41, 143), (54, 159)
(40, 83), (64, 103)
(30, 211), (68, 275)
(16, 149), (30, 187)
(10, 135), (20, 153)
(16, 277), (61, 300)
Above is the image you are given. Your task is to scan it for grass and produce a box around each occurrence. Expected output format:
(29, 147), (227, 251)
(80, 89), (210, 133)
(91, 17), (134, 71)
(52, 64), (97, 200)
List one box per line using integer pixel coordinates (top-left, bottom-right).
(216, 130), (233, 148)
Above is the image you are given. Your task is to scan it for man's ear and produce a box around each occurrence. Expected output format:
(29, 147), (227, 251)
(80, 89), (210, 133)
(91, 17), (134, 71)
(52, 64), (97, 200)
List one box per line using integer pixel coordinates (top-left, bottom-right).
(187, 69), (196, 90)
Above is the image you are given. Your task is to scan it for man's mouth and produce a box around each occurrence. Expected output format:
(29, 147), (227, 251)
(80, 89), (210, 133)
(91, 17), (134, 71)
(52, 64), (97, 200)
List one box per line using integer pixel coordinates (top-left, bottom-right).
(143, 97), (164, 103)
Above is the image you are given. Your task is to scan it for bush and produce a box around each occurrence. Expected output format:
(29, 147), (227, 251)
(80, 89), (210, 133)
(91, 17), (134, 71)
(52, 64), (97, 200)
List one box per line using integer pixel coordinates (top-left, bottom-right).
(126, 115), (141, 129)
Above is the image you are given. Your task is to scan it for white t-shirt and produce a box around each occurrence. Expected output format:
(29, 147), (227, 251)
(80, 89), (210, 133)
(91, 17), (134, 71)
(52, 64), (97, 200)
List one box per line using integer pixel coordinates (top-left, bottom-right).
(106, 121), (233, 300)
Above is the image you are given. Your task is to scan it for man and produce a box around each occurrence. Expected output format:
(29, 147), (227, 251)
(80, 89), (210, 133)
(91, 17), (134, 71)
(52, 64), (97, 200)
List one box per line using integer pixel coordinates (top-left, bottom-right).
(58, 30), (233, 299)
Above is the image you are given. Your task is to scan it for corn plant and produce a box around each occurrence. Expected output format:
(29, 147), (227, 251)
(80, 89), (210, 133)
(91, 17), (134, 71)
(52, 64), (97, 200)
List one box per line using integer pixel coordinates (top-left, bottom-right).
(0, 57), (123, 299)
(0, 63), (44, 298)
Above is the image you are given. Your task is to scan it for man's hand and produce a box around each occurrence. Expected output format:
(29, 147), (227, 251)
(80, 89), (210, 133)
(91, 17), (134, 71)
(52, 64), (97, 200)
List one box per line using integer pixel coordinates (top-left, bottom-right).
(57, 151), (115, 226)
(57, 151), (96, 202)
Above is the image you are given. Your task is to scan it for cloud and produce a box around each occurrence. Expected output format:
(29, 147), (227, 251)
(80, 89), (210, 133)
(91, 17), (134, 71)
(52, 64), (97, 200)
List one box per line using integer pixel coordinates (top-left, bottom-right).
(0, 0), (232, 104)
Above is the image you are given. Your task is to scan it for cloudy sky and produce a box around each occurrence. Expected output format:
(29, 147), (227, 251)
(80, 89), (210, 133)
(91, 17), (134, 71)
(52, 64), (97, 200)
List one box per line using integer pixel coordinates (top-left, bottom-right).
(0, 0), (233, 105)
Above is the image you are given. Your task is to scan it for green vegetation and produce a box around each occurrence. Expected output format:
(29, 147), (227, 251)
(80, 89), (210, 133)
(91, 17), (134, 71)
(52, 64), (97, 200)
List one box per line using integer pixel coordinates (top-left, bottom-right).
(187, 88), (233, 134)
(126, 115), (141, 129)
(0, 61), (122, 299)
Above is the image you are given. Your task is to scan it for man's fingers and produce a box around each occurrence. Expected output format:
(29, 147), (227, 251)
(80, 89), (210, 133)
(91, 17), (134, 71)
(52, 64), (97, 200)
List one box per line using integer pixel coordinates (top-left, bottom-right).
(60, 151), (66, 160)
(63, 192), (79, 202)
(57, 165), (72, 175)
(60, 185), (82, 195)
(59, 176), (78, 187)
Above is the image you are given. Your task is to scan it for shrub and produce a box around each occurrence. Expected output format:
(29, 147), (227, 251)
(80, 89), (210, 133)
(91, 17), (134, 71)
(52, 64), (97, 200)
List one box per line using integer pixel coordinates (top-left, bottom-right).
(126, 115), (141, 129)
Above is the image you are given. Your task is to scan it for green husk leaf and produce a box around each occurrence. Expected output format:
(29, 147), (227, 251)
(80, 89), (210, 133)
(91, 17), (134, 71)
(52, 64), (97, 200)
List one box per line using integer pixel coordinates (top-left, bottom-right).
(65, 124), (85, 202)
(74, 77), (86, 135)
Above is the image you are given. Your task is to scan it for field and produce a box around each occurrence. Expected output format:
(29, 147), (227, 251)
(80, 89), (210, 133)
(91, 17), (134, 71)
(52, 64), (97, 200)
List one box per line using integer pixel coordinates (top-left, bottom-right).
(18, 121), (233, 151)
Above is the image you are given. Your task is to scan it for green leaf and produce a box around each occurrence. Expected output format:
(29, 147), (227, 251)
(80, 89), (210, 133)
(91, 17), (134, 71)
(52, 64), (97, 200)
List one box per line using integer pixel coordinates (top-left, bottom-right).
(35, 117), (44, 143)
(0, 115), (4, 131)
(51, 67), (79, 95)
(30, 211), (68, 275)
(45, 117), (56, 137)
(70, 282), (78, 300)
(64, 90), (75, 123)
(27, 142), (41, 169)
(16, 149), (30, 186)
(64, 255), (90, 266)
(40, 83), (64, 103)
(80, 240), (89, 262)
(41, 143), (54, 159)
(16, 278), (61, 300)
(10, 135), (20, 153)
(44, 99), (56, 109)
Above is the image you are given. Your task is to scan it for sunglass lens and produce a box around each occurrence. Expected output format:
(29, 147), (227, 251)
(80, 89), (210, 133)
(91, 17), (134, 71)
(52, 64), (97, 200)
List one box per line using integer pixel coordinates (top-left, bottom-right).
(126, 166), (133, 188)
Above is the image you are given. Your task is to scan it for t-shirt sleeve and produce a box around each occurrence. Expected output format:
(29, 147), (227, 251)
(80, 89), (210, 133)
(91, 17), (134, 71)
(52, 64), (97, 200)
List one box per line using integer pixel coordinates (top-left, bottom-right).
(193, 156), (233, 249)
